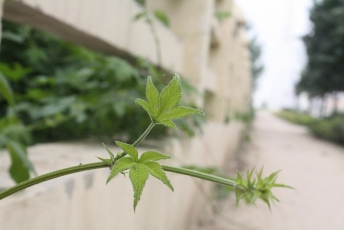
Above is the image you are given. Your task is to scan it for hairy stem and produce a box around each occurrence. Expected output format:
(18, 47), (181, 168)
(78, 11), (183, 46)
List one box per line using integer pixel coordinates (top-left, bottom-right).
(0, 162), (244, 200)
(115, 122), (155, 160)
(132, 122), (155, 147)
(162, 165), (245, 191)
(0, 122), (156, 200)
(0, 162), (107, 200)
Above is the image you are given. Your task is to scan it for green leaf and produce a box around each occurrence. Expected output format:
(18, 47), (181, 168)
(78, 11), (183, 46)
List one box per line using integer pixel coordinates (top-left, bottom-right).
(7, 141), (36, 183)
(146, 76), (160, 115)
(102, 143), (115, 161)
(159, 119), (178, 131)
(115, 141), (138, 161)
(159, 74), (181, 114)
(139, 151), (170, 163)
(129, 163), (149, 211)
(0, 72), (15, 107)
(107, 157), (136, 184)
(153, 9), (170, 27)
(97, 157), (112, 165)
(142, 161), (173, 191)
(136, 74), (205, 131)
(160, 106), (205, 120)
(135, 98), (152, 119)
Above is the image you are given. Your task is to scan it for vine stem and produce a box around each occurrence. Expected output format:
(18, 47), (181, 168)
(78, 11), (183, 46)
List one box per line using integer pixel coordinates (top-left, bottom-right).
(0, 162), (244, 200)
(0, 122), (155, 200)
(162, 165), (244, 191)
(115, 122), (155, 160)
(0, 162), (107, 200)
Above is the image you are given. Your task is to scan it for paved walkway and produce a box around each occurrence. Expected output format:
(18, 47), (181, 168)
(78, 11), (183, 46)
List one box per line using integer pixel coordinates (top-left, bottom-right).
(197, 111), (344, 230)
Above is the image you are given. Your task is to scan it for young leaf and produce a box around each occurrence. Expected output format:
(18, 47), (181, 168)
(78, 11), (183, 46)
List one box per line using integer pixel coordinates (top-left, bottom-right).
(97, 157), (112, 165)
(102, 143), (115, 161)
(135, 74), (205, 131)
(142, 161), (173, 191)
(139, 151), (170, 163)
(115, 141), (138, 161)
(107, 157), (136, 184)
(129, 164), (149, 211)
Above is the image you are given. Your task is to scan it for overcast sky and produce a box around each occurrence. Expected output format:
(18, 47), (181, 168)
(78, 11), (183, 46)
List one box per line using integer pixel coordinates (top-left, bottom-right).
(236, 0), (313, 109)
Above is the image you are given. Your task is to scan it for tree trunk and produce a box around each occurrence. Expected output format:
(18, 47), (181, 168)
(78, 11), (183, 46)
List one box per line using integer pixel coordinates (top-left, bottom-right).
(319, 94), (327, 118)
(307, 97), (314, 114)
(333, 92), (338, 115)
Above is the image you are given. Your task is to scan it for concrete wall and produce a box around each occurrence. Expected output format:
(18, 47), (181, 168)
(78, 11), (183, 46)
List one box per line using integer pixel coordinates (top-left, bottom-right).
(3, 0), (182, 72)
(0, 0), (251, 229)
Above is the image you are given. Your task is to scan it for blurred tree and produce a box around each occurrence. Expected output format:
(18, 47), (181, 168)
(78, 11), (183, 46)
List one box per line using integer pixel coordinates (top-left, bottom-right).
(296, 0), (344, 113)
(249, 37), (264, 91)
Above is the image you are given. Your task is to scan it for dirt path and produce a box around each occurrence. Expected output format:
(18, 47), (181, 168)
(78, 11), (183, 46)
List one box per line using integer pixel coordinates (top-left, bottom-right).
(196, 111), (344, 230)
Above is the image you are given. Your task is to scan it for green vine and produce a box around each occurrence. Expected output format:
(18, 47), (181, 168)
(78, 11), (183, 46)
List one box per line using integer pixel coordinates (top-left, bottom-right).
(0, 74), (291, 211)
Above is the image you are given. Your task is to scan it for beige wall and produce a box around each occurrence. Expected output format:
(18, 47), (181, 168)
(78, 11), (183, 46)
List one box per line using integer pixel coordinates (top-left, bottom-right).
(0, 0), (252, 229)
(3, 0), (182, 72)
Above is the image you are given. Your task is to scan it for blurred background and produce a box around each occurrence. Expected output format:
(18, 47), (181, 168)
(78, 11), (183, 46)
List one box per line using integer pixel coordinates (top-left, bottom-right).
(1, 0), (344, 229)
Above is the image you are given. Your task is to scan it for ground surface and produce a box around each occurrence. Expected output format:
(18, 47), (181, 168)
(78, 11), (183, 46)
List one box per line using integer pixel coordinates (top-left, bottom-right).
(195, 111), (344, 230)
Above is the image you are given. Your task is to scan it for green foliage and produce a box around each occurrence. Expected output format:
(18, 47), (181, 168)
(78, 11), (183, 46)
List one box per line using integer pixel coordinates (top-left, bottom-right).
(275, 110), (318, 126)
(106, 141), (173, 211)
(0, 21), (203, 184)
(0, 117), (36, 183)
(0, 72), (15, 108)
(0, 21), (201, 145)
(309, 114), (344, 145)
(277, 110), (344, 145)
(135, 75), (204, 131)
(296, 0), (344, 97)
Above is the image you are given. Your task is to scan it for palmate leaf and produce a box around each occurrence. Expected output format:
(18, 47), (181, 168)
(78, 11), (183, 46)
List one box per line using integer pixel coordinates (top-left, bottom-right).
(135, 74), (205, 131)
(105, 142), (173, 211)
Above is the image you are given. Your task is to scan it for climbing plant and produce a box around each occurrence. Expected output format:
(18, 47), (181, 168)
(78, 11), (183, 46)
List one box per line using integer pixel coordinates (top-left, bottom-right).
(0, 74), (291, 211)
